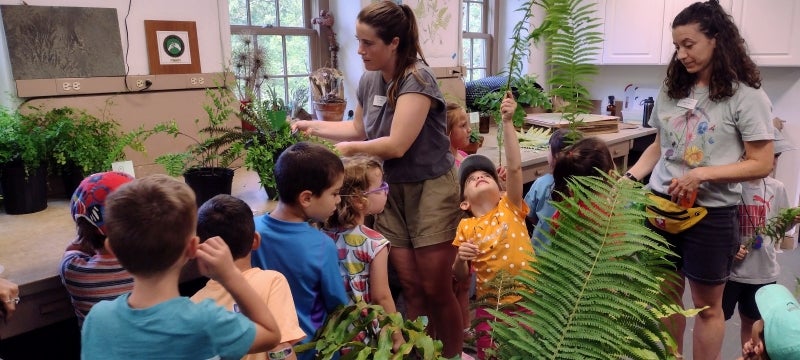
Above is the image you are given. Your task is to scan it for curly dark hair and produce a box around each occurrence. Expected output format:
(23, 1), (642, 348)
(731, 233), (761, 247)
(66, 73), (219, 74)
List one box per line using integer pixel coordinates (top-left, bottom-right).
(665, 0), (761, 101)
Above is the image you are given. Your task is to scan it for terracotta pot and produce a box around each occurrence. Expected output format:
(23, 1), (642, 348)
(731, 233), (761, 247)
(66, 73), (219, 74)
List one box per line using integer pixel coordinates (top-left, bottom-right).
(462, 136), (484, 155)
(313, 101), (346, 122)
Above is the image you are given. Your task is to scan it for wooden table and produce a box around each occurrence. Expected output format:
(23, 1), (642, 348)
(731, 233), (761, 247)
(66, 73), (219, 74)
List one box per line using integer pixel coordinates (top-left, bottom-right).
(0, 169), (275, 339)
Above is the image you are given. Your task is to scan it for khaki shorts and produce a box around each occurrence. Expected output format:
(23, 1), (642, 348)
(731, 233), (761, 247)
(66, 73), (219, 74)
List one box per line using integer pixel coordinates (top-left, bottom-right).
(375, 167), (465, 248)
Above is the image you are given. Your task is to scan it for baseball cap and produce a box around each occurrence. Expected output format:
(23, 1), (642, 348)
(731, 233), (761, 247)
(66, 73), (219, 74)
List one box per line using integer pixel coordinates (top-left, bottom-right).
(773, 128), (797, 154)
(755, 284), (800, 359)
(70, 171), (135, 235)
(458, 154), (499, 199)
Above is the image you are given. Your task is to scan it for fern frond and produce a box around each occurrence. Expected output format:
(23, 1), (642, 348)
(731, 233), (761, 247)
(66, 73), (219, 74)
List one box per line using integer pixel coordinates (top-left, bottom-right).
(490, 173), (681, 359)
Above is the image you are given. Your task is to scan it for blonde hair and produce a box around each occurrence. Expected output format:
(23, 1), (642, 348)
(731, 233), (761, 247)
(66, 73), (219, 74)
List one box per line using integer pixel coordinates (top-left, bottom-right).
(326, 154), (384, 229)
(446, 102), (467, 135)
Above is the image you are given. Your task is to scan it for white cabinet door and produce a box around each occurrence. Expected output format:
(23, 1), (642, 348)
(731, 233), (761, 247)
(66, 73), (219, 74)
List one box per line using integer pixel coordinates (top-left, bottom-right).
(660, 0), (733, 64)
(731, 0), (800, 66)
(600, 0), (665, 64)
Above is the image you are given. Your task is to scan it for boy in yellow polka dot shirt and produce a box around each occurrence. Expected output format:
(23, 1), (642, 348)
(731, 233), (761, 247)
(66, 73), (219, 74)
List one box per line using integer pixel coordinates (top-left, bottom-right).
(452, 93), (535, 359)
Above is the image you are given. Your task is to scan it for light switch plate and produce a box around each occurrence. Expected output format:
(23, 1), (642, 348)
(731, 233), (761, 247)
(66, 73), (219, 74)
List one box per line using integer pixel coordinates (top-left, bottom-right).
(111, 160), (136, 178)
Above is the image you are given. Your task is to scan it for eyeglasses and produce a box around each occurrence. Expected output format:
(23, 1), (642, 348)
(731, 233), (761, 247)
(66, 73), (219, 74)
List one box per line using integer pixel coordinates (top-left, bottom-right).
(340, 181), (389, 197)
(363, 181), (389, 195)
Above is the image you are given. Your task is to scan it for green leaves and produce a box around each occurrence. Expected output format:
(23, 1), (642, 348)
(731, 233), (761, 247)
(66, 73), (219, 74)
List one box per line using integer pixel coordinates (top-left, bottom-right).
(295, 300), (443, 360)
(489, 174), (682, 359)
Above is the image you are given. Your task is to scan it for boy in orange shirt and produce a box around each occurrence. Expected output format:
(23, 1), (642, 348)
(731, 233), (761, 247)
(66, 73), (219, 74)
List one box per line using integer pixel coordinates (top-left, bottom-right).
(191, 194), (306, 360)
(452, 93), (535, 359)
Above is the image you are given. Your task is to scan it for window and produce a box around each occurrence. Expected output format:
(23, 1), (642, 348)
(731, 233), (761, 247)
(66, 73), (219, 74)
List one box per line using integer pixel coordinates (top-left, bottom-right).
(229, 0), (324, 107)
(462, 0), (493, 82)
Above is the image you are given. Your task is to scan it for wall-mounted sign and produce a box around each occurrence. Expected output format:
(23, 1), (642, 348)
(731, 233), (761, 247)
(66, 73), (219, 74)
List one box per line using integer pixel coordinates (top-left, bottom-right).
(145, 20), (201, 74)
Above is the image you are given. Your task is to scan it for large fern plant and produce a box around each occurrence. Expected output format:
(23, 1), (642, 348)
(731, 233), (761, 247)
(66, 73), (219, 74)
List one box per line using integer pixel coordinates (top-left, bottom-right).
(488, 174), (683, 359)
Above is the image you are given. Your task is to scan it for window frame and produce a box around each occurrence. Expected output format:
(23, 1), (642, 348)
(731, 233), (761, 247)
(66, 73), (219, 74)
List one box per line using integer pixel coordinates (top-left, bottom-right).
(462, 0), (498, 82)
(229, 0), (329, 102)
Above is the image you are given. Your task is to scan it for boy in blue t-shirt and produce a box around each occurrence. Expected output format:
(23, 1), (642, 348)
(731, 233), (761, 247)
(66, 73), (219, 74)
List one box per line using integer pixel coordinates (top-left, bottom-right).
(251, 142), (349, 360)
(81, 175), (281, 360)
(524, 128), (579, 249)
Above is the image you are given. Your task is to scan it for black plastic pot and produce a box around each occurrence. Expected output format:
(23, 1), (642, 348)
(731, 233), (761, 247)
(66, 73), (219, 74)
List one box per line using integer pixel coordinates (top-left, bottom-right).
(183, 167), (234, 207)
(1, 161), (48, 215)
(60, 162), (85, 198)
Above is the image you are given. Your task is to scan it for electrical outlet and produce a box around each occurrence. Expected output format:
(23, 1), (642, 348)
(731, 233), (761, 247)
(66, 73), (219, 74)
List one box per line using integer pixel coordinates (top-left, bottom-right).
(61, 81), (81, 92)
(188, 76), (206, 87)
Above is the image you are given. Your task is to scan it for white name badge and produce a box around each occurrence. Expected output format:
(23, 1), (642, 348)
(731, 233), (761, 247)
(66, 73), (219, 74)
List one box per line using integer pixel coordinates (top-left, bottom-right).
(373, 95), (387, 107)
(677, 98), (698, 110)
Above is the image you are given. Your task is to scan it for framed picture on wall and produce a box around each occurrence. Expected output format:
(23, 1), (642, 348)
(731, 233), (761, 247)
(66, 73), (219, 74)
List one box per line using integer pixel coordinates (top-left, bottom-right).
(144, 20), (201, 74)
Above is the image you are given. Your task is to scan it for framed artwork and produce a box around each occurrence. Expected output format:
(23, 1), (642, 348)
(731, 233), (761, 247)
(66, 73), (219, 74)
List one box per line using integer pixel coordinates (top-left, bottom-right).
(144, 20), (201, 74)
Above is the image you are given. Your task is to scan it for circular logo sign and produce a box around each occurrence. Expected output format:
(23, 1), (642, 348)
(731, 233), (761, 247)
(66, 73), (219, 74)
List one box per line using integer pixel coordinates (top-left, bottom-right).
(163, 35), (185, 58)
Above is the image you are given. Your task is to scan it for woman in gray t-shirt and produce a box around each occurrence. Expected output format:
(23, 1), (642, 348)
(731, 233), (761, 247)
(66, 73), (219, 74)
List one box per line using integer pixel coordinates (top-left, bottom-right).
(292, 2), (464, 357)
(625, 2), (774, 359)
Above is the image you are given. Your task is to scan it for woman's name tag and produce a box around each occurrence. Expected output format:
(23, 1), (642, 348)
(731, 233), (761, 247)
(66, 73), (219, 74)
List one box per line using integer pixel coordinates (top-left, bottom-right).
(677, 98), (698, 110)
(373, 95), (387, 107)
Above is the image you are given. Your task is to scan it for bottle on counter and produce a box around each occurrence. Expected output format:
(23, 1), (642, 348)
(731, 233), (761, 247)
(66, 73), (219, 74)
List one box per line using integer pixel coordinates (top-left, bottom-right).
(642, 96), (654, 128)
(606, 95), (617, 117)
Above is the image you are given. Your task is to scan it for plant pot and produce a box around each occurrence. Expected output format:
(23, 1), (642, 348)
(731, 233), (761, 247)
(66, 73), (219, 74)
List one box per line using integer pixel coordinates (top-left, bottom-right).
(313, 101), (346, 122)
(183, 167), (234, 207)
(240, 100), (257, 132)
(479, 115), (491, 133)
(462, 136), (484, 155)
(60, 162), (85, 199)
(1, 161), (48, 215)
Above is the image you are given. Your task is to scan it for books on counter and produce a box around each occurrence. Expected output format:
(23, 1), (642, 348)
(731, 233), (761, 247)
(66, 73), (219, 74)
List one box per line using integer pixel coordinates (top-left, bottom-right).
(525, 113), (621, 135)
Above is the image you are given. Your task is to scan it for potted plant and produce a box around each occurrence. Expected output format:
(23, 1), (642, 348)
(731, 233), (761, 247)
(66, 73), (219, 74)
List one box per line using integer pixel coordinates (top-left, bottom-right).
(29, 105), (150, 196)
(232, 36), (269, 131)
(239, 96), (311, 199)
(154, 86), (246, 206)
(0, 107), (50, 214)
(309, 67), (346, 121)
(462, 128), (484, 155)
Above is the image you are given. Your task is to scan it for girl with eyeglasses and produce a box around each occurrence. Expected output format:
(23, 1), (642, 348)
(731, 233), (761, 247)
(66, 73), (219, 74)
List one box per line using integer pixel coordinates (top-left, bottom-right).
(323, 154), (404, 351)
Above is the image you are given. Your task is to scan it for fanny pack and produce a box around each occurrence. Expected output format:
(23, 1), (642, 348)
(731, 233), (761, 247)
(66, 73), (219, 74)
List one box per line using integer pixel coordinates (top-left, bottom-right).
(645, 193), (707, 234)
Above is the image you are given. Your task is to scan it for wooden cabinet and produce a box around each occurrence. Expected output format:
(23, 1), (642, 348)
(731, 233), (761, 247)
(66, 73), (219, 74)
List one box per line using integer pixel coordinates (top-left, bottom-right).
(730, 0), (800, 66)
(660, 0), (732, 63)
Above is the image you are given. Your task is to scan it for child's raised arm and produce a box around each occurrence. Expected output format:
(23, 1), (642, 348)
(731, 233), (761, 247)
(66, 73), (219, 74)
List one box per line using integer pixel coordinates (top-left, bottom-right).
(500, 92), (523, 209)
(196, 236), (281, 353)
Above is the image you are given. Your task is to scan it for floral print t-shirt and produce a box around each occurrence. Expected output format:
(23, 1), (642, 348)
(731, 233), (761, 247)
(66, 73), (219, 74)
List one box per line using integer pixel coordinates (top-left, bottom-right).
(324, 225), (390, 304)
(648, 83), (773, 207)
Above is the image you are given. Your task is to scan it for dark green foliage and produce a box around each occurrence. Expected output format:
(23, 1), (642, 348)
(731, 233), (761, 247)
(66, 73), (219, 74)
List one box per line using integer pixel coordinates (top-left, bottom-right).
(294, 300), (443, 360)
(744, 206), (800, 249)
(489, 174), (681, 359)
(0, 107), (48, 173)
(154, 86), (246, 176)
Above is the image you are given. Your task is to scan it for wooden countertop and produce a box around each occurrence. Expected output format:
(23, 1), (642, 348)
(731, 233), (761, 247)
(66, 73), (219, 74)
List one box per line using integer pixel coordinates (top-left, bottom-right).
(0, 169), (275, 295)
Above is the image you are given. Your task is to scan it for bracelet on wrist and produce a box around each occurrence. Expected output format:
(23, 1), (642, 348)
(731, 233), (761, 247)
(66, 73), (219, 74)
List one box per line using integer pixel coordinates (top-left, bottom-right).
(623, 171), (639, 182)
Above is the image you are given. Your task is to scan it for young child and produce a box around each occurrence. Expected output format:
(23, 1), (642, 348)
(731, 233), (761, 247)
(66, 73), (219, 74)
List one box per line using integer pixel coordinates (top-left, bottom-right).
(250, 142), (349, 360)
(446, 102), (471, 167)
(723, 128), (798, 349)
(738, 284), (800, 360)
(59, 171), (134, 327)
(523, 128), (580, 249)
(323, 154), (404, 348)
(550, 137), (615, 204)
(452, 93), (535, 359)
(81, 175), (281, 359)
(191, 194), (306, 360)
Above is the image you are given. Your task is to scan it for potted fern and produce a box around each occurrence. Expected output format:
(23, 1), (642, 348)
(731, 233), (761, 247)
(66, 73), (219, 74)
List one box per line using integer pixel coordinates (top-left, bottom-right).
(0, 107), (51, 214)
(154, 86), (246, 207)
